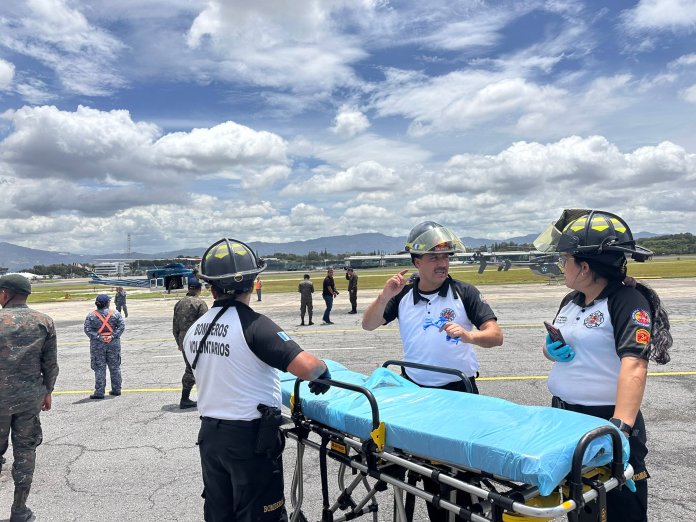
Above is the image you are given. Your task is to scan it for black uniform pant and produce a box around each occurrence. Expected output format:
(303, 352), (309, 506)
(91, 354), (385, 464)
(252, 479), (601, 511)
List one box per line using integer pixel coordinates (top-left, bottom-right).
(552, 398), (649, 522)
(403, 372), (479, 522)
(197, 416), (288, 522)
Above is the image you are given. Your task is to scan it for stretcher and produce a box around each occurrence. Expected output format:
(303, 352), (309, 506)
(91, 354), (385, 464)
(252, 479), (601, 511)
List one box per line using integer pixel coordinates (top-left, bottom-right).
(279, 360), (633, 522)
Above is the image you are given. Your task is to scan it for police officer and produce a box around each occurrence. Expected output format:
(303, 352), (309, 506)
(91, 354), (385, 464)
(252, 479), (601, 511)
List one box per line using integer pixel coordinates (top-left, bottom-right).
(345, 268), (358, 314)
(535, 210), (672, 522)
(184, 238), (331, 522)
(362, 221), (503, 522)
(84, 294), (125, 399)
(172, 277), (208, 409)
(298, 273), (314, 326)
(0, 274), (59, 522)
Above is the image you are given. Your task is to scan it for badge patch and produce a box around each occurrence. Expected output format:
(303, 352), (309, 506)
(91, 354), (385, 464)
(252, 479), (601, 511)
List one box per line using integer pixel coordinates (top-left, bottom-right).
(635, 328), (651, 345)
(277, 331), (291, 342)
(632, 309), (651, 327)
(440, 308), (456, 322)
(555, 316), (567, 325)
(584, 311), (604, 328)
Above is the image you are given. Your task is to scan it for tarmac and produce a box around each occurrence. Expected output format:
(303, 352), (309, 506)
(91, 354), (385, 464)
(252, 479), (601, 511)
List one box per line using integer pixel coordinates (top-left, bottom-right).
(1, 278), (695, 521)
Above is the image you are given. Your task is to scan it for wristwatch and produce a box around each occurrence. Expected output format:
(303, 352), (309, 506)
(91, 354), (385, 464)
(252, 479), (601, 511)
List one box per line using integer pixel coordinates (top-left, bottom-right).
(609, 417), (633, 435)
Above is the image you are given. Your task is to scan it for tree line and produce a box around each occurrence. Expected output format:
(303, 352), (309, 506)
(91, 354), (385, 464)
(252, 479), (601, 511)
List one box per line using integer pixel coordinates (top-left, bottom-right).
(15, 234), (693, 276)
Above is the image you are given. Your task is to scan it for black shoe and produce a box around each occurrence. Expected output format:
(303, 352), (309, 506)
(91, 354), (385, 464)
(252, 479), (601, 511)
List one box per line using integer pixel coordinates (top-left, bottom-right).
(323, 320), (335, 325)
(10, 507), (34, 522)
(308, 321), (314, 325)
(109, 390), (121, 396)
(180, 398), (197, 409)
(90, 393), (105, 400)
(347, 310), (357, 314)
(300, 322), (305, 326)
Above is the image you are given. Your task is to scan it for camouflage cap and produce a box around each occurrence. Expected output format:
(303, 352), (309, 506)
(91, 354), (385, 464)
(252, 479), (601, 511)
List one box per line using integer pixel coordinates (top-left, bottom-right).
(0, 274), (32, 295)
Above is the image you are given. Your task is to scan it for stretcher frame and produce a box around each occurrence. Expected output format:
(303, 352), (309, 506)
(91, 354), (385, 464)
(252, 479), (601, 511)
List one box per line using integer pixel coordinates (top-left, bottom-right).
(282, 361), (633, 522)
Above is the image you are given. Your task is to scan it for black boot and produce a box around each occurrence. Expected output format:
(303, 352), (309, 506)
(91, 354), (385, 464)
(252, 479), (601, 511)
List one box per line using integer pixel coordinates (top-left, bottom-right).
(180, 389), (197, 409)
(10, 488), (33, 522)
(308, 315), (314, 325)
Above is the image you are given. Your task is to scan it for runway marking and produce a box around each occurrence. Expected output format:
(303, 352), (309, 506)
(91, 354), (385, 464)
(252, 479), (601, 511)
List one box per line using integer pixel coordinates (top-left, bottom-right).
(52, 371), (695, 395)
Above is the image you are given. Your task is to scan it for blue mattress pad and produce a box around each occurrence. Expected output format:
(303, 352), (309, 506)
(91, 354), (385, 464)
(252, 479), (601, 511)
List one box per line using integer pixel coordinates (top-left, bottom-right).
(279, 360), (630, 496)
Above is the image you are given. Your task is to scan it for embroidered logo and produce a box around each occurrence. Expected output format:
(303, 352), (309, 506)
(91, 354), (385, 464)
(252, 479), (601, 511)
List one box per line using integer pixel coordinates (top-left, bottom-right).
(635, 329), (651, 345)
(440, 308), (456, 322)
(583, 311), (604, 328)
(632, 309), (651, 327)
(555, 315), (567, 325)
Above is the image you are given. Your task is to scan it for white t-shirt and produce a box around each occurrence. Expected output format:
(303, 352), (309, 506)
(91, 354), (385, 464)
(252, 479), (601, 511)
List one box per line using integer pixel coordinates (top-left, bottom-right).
(183, 299), (302, 420)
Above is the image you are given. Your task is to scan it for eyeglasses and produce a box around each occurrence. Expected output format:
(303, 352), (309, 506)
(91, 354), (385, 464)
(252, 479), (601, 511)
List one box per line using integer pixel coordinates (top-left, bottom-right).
(558, 256), (571, 268)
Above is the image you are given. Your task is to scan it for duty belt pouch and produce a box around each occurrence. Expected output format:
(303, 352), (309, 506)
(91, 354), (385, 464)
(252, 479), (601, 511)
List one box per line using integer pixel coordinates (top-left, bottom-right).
(255, 404), (283, 454)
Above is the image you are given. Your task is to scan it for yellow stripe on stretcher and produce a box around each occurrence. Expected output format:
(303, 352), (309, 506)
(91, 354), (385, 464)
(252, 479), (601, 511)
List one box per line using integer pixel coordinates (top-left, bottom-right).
(502, 466), (613, 521)
(371, 422), (386, 452)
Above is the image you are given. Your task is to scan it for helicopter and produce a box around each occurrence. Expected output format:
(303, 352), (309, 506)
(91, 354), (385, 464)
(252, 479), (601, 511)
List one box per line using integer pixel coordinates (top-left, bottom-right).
(89, 263), (195, 291)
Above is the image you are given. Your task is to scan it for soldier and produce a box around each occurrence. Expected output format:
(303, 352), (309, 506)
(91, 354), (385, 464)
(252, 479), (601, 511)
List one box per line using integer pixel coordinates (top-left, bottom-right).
(346, 267), (358, 314)
(114, 286), (128, 318)
(172, 277), (208, 409)
(0, 274), (59, 522)
(298, 273), (315, 326)
(84, 294), (125, 399)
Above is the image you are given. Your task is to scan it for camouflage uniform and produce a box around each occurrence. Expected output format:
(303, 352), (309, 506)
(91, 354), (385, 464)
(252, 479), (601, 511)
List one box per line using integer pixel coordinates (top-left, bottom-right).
(84, 306), (125, 396)
(173, 292), (208, 395)
(298, 279), (314, 325)
(0, 303), (59, 510)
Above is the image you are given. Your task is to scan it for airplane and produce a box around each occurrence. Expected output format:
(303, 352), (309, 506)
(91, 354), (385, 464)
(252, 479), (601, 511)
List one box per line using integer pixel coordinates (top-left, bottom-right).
(473, 252), (563, 279)
(89, 263), (195, 291)
(344, 250), (564, 281)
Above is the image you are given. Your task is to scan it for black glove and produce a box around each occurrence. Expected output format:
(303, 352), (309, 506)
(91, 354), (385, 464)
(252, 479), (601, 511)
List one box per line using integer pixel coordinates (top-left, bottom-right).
(308, 365), (331, 395)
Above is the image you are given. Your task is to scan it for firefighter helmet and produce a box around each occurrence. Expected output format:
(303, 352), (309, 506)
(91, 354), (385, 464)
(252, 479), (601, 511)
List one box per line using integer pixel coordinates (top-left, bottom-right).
(535, 210), (652, 262)
(198, 238), (266, 291)
(404, 221), (465, 255)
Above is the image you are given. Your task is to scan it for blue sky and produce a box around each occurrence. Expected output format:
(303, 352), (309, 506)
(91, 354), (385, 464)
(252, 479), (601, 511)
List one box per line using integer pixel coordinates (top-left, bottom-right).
(1, 0), (695, 254)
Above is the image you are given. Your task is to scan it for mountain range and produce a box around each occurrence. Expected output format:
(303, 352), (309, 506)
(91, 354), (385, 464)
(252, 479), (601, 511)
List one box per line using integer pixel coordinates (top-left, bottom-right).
(0, 231), (658, 271)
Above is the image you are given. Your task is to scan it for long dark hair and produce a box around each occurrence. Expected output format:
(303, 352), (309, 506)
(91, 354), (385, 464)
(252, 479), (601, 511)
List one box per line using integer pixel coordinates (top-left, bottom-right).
(580, 255), (672, 365)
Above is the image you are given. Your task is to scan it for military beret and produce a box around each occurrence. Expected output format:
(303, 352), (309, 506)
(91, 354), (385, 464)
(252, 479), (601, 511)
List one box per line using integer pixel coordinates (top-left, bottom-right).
(0, 274), (32, 295)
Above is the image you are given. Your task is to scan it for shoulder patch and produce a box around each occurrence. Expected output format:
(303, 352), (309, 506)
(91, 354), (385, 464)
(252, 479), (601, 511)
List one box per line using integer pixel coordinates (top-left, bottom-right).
(632, 309), (651, 327)
(635, 328), (651, 345)
(277, 331), (291, 342)
(584, 310), (604, 328)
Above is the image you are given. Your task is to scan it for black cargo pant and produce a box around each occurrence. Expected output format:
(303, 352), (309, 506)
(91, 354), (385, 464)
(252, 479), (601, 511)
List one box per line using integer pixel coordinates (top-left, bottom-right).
(552, 398), (649, 522)
(404, 373), (479, 522)
(197, 416), (288, 522)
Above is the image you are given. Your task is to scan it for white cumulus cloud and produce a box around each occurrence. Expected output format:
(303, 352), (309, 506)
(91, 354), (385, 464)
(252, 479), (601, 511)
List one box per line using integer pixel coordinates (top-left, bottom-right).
(331, 106), (370, 137)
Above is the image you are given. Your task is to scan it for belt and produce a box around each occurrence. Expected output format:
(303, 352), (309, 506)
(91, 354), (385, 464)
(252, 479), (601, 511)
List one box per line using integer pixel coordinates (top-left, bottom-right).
(551, 397), (615, 416)
(200, 416), (256, 427)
